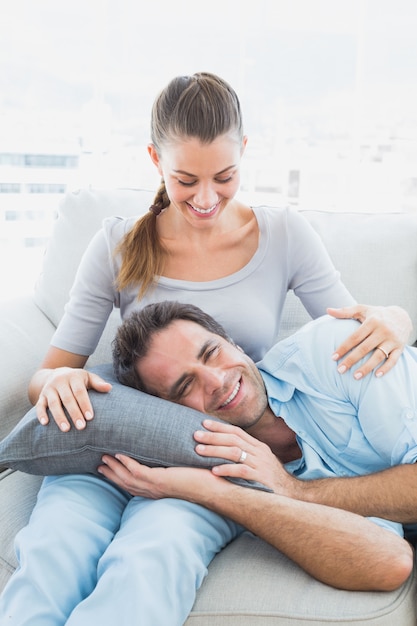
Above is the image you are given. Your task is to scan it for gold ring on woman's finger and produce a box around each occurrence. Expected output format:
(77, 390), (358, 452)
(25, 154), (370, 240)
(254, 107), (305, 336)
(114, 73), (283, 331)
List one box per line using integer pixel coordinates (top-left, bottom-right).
(376, 346), (390, 359)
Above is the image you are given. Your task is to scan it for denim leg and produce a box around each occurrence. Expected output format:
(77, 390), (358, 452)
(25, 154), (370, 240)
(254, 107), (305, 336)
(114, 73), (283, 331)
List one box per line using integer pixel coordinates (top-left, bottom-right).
(66, 498), (242, 626)
(0, 474), (129, 626)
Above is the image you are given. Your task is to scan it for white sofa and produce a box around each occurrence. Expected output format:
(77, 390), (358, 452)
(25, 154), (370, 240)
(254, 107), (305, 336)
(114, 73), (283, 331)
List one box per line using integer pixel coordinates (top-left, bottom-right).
(1, 188), (417, 625)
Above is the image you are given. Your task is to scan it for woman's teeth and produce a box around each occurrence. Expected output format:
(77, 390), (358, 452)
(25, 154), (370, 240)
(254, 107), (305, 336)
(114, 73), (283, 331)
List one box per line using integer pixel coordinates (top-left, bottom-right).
(220, 381), (240, 407)
(191, 204), (217, 214)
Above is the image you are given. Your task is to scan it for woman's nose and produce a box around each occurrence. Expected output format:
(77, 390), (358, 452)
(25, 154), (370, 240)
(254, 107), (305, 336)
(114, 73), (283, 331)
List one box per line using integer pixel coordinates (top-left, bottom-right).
(193, 184), (218, 209)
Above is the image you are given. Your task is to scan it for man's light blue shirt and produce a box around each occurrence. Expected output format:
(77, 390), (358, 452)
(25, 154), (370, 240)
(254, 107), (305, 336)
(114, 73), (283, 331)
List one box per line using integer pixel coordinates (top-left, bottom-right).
(257, 315), (417, 536)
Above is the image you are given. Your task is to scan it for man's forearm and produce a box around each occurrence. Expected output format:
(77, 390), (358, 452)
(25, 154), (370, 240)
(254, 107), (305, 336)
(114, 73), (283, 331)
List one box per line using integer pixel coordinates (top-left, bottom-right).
(99, 456), (413, 591)
(182, 471), (413, 591)
(295, 463), (417, 523)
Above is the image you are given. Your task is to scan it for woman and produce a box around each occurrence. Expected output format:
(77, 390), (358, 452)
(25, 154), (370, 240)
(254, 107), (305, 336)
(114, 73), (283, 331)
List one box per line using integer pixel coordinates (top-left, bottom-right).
(0, 72), (411, 626)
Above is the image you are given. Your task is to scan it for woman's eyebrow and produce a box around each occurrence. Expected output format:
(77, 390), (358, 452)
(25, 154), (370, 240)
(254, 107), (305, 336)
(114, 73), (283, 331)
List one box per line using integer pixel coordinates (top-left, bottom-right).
(173, 165), (236, 177)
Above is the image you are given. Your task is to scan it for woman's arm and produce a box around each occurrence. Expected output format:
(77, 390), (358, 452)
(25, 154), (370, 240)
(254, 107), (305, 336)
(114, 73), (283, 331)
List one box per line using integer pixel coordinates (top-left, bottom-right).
(29, 222), (127, 430)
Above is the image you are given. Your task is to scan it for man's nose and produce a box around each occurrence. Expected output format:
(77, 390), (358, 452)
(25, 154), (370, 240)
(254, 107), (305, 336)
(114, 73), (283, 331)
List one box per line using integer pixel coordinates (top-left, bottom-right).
(201, 367), (225, 394)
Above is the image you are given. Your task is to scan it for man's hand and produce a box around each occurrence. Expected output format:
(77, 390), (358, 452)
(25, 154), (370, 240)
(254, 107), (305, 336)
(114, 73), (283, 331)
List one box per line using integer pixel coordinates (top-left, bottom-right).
(97, 417), (304, 502)
(192, 419), (302, 496)
(98, 454), (218, 501)
(328, 304), (412, 379)
(191, 420), (417, 525)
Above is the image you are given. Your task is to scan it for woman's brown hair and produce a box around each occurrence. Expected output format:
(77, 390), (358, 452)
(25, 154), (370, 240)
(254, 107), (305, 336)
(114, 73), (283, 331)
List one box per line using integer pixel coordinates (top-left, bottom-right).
(116, 72), (244, 299)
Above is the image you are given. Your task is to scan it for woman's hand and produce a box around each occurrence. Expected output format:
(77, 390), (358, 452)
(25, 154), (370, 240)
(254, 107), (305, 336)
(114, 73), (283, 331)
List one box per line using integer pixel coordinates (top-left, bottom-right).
(36, 367), (112, 431)
(328, 304), (412, 379)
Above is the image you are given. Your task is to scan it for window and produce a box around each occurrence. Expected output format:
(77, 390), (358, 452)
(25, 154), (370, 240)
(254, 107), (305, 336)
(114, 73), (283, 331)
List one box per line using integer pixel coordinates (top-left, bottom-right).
(26, 183), (66, 194)
(0, 154), (25, 166)
(24, 237), (49, 248)
(0, 184), (21, 193)
(5, 211), (19, 221)
(23, 154), (78, 168)
(0, 0), (416, 298)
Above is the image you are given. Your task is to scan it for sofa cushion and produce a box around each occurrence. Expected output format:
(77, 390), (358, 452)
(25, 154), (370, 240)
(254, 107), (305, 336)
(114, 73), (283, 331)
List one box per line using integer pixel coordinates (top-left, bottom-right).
(0, 364), (267, 491)
(0, 470), (43, 588)
(0, 296), (56, 445)
(185, 531), (417, 625)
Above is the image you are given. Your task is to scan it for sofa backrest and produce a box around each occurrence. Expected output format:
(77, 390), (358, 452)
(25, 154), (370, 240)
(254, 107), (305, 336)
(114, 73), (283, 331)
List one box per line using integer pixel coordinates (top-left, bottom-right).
(34, 188), (154, 327)
(33, 188), (154, 365)
(280, 210), (417, 344)
(34, 188), (417, 366)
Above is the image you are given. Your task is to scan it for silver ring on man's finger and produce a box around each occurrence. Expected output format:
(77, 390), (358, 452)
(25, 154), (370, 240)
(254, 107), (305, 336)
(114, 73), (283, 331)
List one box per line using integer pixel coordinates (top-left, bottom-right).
(376, 346), (390, 359)
(239, 450), (247, 463)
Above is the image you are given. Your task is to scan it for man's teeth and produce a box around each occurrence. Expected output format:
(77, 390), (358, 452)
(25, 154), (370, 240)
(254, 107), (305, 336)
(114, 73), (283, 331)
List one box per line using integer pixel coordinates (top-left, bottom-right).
(191, 204), (217, 214)
(220, 381), (240, 407)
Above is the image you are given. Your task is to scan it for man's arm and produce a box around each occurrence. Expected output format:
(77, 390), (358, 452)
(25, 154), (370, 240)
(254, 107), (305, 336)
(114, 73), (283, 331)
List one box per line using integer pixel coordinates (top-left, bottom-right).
(294, 464), (417, 523)
(98, 454), (413, 592)
(194, 419), (417, 524)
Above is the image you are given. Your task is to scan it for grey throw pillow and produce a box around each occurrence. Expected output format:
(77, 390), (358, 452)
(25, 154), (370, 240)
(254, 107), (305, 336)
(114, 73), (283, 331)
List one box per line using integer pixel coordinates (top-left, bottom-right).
(0, 364), (269, 491)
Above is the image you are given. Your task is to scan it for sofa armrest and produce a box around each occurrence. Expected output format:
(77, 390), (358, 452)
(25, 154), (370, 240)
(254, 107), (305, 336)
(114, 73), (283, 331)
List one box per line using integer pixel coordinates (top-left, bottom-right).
(0, 296), (55, 444)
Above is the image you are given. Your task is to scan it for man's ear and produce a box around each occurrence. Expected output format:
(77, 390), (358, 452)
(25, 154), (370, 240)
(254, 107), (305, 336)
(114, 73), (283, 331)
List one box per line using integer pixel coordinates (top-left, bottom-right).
(236, 344), (244, 353)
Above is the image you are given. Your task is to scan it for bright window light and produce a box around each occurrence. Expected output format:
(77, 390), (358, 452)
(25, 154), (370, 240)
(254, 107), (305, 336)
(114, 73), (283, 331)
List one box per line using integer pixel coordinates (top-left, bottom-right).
(1, 0), (416, 299)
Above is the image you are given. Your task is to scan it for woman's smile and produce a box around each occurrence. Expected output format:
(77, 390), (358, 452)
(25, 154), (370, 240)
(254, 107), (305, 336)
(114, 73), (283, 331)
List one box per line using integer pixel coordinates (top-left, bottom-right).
(186, 201), (221, 217)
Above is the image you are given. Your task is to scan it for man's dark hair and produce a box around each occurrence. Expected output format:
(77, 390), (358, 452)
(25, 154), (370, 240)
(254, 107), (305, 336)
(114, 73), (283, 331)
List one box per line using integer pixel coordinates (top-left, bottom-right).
(112, 300), (232, 393)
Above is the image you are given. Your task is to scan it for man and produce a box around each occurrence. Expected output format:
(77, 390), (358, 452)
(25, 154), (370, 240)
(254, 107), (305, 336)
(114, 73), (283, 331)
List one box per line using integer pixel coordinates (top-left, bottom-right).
(101, 300), (417, 592)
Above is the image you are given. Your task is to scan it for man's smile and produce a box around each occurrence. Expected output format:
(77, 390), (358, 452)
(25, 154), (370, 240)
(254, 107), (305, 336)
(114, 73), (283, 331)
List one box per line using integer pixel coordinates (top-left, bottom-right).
(218, 379), (241, 409)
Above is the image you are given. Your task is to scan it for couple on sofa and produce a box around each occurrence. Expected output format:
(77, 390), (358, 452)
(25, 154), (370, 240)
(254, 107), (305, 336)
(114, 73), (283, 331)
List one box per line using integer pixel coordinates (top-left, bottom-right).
(2, 298), (417, 624)
(1, 70), (415, 625)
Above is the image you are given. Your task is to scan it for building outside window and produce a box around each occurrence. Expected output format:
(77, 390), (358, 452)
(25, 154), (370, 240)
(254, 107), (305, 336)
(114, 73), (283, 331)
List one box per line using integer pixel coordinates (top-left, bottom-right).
(1, 0), (416, 299)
